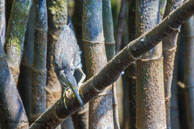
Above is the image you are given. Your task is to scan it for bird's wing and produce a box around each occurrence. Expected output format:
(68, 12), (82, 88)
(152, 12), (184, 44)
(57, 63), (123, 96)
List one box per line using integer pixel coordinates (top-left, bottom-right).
(55, 24), (82, 71)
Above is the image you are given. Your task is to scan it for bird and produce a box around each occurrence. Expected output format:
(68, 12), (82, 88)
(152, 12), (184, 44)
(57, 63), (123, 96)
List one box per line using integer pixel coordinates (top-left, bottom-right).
(54, 23), (85, 108)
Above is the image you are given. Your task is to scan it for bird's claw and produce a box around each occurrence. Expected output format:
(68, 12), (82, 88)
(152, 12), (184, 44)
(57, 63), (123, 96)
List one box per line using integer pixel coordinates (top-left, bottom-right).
(62, 91), (68, 109)
(63, 98), (68, 109)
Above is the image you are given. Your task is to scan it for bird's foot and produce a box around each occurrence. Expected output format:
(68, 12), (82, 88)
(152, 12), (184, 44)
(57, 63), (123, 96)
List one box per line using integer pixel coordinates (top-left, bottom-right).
(62, 91), (68, 109)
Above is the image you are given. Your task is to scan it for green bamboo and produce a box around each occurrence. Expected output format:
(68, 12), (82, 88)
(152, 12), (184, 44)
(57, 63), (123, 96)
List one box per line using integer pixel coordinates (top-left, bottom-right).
(184, 16), (194, 129)
(136, 0), (166, 129)
(103, 0), (120, 129)
(83, 0), (114, 129)
(29, 1), (194, 128)
(159, 0), (167, 20)
(30, 0), (47, 122)
(5, 0), (32, 83)
(115, 0), (128, 53)
(18, 2), (35, 119)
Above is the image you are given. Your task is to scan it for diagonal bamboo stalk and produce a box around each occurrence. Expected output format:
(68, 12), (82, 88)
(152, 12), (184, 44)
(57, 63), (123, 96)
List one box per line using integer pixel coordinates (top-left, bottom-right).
(29, 1), (194, 128)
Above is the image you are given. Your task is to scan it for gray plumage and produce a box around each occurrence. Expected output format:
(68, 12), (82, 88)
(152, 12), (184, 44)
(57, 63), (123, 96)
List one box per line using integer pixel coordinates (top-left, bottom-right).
(55, 24), (82, 75)
(54, 24), (84, 108)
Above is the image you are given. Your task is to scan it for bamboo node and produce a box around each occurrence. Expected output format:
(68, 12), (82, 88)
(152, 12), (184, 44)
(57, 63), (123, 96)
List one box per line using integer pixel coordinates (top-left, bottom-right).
(82, 39), (104, 44)
(34, 26), (48, 32)
(92, 84), (103, 93)
(140, 56), (163, 61)
(128, 47), (142, 61)
(168, 24), (180, 31)
(98, 93), (112, 96)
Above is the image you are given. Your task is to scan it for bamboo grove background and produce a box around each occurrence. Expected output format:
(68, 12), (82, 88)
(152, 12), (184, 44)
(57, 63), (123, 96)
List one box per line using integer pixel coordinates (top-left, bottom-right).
(0, 0), (194, 129)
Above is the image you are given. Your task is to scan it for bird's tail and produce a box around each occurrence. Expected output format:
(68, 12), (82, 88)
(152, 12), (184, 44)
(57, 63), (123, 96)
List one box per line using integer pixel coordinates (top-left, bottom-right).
(69, 86), (84, 108)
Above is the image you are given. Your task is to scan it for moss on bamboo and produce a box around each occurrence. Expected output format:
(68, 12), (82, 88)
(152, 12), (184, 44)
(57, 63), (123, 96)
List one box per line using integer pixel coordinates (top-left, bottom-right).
(47, 0), (67, 29)
(5, 0), (32, 82)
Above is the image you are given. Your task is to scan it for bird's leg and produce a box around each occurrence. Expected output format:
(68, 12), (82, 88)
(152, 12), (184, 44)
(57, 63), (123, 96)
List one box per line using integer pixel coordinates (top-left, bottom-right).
(77, 68), (86, 87)
(76, 68), (86, 100)
(62, 88), (68, 109)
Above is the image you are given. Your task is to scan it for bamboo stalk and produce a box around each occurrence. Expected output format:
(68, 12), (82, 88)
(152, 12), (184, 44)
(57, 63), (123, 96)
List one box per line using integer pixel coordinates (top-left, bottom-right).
(184, 16), (194, 129)
(170, 45), (180, 129)
(162, 1), (183, 128)
(31, 0), (47, 122)
(29, 1), (194, 128)
(126, 1), (136, 128)
(5, 0), (32, 83)
(0, 40), (28, 129)
(18, 1), (35, 119)
(82, 0), (114, 129)
(115, 0), (128, 53)
(135, 0), (166, 129)
(0, 0), (6, 46)
(0, 1), (6, 127)
(103, 0), (120, 129)
(6, 0), (13, 25)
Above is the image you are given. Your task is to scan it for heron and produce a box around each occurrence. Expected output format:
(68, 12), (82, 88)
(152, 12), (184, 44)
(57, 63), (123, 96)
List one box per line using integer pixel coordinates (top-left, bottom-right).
(54, 23), (85, 108)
